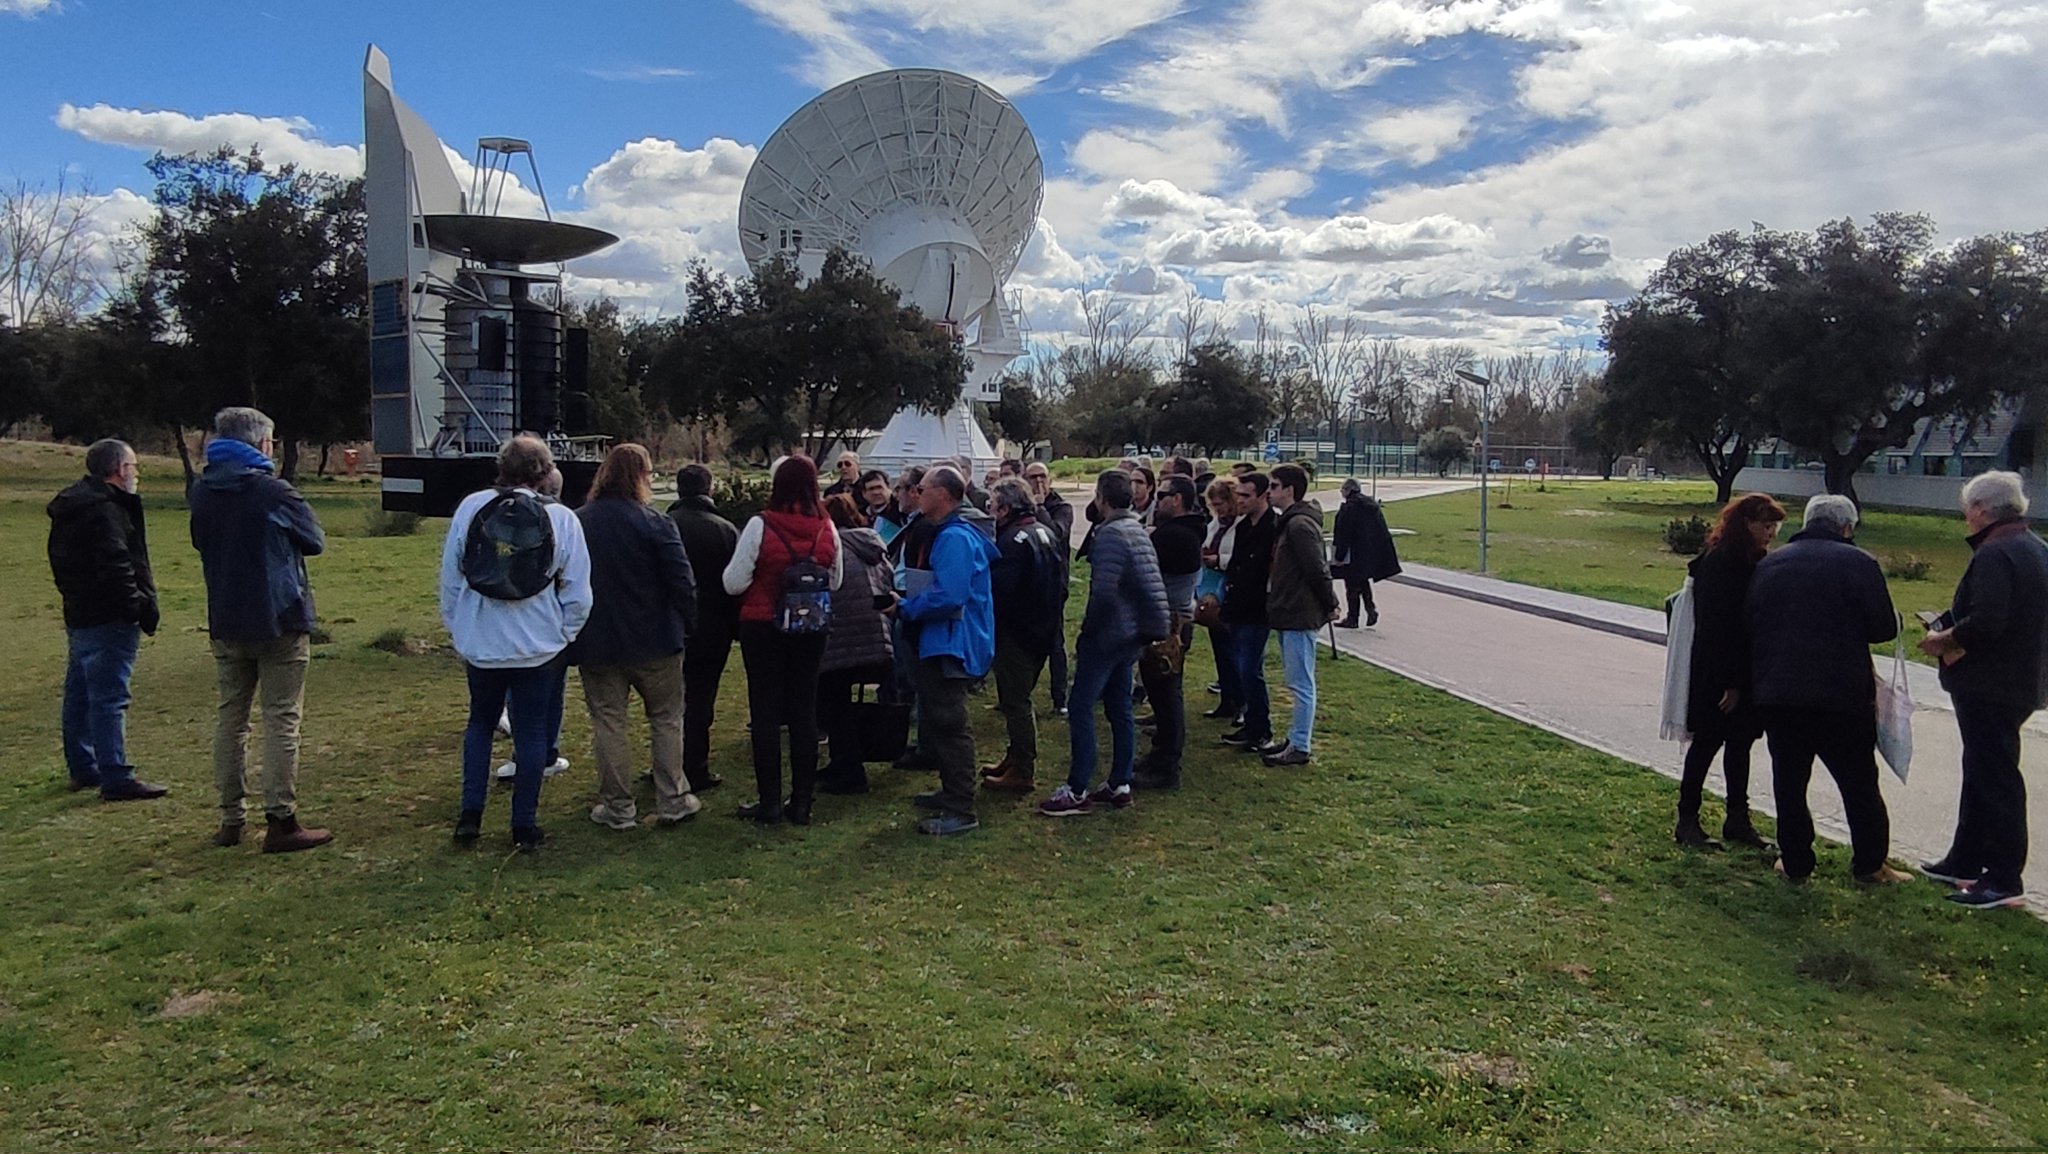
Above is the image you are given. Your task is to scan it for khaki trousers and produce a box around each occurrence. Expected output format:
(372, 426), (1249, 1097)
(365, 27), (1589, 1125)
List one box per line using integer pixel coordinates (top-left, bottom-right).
(212, 633), (310, 824)
(582, 656), (691, 822)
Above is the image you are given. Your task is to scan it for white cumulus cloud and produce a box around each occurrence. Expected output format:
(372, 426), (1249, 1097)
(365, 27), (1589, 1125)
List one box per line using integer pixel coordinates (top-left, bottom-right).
(54, 103), (362, 174)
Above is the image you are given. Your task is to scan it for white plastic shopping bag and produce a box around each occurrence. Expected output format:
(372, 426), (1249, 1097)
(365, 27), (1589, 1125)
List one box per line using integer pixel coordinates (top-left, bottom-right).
(1875, 628), (1913, 782)
(1659, 578), (1695, 742)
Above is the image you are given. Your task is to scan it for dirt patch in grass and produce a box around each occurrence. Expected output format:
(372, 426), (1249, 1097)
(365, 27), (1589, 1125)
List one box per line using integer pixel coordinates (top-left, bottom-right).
(159, 990), (239, 1019)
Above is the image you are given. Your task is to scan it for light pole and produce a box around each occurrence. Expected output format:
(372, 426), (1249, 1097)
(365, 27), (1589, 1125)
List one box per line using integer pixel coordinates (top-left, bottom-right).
(1455, 368), (1492, 574)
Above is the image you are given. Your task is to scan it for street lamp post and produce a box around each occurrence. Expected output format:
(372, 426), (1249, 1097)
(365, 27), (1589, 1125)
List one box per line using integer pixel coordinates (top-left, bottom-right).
(1455, 368), (1493, 574)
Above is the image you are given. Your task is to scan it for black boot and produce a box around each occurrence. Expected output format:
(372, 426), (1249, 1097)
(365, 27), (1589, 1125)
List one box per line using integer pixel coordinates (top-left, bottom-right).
(1673, 814), (1713, 848)
(1721, 813), (1771, 851)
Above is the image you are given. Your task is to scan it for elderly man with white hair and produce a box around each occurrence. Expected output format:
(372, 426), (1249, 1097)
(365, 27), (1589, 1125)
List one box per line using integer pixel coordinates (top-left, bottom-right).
(1745, 493), (1910, 886)
(1917, 471), (2048, 911)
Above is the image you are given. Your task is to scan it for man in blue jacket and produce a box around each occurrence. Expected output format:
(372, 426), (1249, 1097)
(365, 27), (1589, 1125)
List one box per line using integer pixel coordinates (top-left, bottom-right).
(188, 407), (333, 854)
(894, 465), (998, 835)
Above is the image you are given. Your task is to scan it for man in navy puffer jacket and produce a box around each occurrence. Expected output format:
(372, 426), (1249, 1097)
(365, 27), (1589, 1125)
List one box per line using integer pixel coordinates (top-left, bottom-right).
(1039, 470), (1169, 817)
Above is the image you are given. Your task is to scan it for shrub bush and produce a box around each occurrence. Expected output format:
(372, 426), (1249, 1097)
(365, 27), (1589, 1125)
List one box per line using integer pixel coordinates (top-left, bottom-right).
(1048, 457), (1123, 479)
(1884, 553), (1933, 581)
(361, 507), (421, 538)
(1663, 515), (1710, 555)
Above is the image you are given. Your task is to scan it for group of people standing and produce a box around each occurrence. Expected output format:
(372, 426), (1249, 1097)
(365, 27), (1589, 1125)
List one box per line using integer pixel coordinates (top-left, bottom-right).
(1674, 475), (2048, 909)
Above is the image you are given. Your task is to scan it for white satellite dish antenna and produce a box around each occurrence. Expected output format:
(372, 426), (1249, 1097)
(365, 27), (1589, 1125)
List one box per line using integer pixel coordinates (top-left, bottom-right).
(739, 69), (1043, 473)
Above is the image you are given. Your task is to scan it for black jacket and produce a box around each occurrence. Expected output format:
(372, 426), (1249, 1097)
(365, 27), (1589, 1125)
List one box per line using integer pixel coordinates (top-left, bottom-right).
(47, 475), (158, 633)
(573, 497), (697, 667)
(1746, 528), (1897, 714)
(1685, 542), (1761, 731)
(1153, 510), (1207, 613)
(1221, 509), (1278, 625)
(992, 512), (1067, 656)
(1331, 495), (1401, 582)
(667, 495), (739, 651)
(188, 460), (324, 643)
(1039, 490), (1075, 551)
(1939, 518), (2048, 711)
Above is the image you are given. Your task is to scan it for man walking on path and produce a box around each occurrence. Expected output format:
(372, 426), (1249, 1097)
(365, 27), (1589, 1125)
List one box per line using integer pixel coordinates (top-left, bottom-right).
(1220, 472), (1278, 753)
(1039, 470), (1169, 816)
(189, 407), (334, 853)
(1262, 465), (1341, 766)
(669, 465), (739, 794)
(1746, 494), (1909, 886)
(982, 479), (1066, 792)
(1918, 471), (2048, 910)
(48, 438), (167, 801)
(894, 466), (998, 835)
(1331, 478), (1401, 629)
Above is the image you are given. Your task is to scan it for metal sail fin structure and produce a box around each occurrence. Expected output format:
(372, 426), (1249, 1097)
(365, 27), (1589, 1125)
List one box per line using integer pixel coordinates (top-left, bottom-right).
(364, 46), (619, 515)
(739, 68), (1044, 474)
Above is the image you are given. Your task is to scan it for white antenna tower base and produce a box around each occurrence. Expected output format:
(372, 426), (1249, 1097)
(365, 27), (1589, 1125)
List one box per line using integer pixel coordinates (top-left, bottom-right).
(857, 398), (997, 478)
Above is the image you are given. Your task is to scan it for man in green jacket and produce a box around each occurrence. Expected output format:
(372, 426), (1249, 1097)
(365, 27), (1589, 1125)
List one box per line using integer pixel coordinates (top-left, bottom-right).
(1263, 464), (1341, 766)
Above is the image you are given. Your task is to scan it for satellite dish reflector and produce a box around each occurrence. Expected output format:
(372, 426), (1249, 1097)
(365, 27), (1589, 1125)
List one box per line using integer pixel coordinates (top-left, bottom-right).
(739, 68), (1042, 328)
(421, 214), (619, 265)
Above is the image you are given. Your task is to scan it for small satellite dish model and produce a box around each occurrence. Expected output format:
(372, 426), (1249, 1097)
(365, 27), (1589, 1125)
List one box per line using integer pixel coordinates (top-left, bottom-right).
(739, 69), (1043, 474)
(362, 46), (620, 514)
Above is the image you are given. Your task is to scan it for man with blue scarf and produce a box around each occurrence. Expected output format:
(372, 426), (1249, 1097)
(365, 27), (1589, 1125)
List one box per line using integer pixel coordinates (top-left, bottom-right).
(188, 407), (333, 854)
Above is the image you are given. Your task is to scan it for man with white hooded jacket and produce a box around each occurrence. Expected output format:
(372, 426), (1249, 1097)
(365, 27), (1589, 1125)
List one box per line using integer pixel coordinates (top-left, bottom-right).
(440, 435), (593, 853)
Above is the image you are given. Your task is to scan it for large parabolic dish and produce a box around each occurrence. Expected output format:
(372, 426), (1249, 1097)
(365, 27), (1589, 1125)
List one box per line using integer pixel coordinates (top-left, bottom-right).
(739, 69), (1042, 471)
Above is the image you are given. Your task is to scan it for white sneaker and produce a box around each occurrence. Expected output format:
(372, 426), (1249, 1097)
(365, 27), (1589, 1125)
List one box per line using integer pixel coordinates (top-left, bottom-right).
(496, 757), (569, 781)
(657, 792), (703, 824)
(589, 803), (638, 831)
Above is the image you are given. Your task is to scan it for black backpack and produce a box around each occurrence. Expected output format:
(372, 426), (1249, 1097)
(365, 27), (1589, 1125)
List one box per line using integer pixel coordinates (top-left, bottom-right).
(764, 518), (833, 635)
(462, 489), (557, 601)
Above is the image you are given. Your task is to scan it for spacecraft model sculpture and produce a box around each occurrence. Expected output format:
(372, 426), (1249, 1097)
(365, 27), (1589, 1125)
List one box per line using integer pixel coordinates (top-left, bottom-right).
(738, 69), (1044, 474)
(363, 45), (618, 514)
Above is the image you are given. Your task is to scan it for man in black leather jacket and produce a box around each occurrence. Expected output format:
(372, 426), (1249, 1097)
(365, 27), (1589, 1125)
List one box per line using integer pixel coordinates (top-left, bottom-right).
(47, 438), (167, 801)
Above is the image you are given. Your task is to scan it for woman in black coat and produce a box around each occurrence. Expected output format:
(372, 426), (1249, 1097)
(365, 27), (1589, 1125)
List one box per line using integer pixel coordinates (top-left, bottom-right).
(1676, 492), (1785, 848)
(1330, 479), (1402, 628)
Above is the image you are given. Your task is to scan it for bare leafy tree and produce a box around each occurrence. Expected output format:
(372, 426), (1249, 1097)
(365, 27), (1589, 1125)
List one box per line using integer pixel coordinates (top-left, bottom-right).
(1, 173), (105, 327)
(1290, 305), (1364, 427)
(1170, 287), (1221, 370)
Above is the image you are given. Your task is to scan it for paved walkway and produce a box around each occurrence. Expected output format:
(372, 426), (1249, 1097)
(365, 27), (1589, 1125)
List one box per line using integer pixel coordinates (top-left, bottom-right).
(1322, 568), (2048, 904)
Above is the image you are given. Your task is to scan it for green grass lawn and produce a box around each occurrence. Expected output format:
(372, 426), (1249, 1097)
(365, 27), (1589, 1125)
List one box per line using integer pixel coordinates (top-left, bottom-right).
(1384, 478), (1979, 621)
(3, 442), (2046, 1150)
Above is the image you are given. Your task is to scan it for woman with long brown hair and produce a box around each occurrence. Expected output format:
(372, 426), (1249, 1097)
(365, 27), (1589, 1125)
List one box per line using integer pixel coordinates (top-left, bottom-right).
(1677, 491), (1786, 848)
(721, 455), (843, 825)
(573, 443), (702, 830)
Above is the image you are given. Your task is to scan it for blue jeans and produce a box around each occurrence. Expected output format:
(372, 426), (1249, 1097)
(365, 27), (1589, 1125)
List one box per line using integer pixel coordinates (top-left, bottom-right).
(1278, 630), (1318, 752)
(1066, 634), (1140, 791)
(1227, 625), (1272, 740)
(62, 622), (141, 788)
(463, 663), (556, 830)
(1207, 623), (1241, 709)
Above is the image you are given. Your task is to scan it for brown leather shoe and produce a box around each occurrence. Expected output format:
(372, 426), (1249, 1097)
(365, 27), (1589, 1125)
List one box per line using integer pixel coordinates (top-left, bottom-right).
(212, 822), (244, 848)
(262, 814), (334, 854)
(978, 758), (1012, 782)
(981, 765), (1035, 792)
(1855, 864), (1914, 886)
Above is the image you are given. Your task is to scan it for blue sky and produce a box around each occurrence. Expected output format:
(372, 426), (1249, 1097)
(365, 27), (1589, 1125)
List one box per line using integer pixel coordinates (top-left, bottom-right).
(5, 0), (2046, 363)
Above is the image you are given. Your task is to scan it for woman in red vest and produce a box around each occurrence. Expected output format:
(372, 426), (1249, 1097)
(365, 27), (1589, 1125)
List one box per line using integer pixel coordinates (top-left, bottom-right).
(721, 455), (843, 825)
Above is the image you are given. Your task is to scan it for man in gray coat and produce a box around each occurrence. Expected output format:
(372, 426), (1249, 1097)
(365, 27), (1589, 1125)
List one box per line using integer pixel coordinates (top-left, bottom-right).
(1038, 470), (1169, 816)
(1746, 494), (1908, 886)
(1918, 471), (2048, 910)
